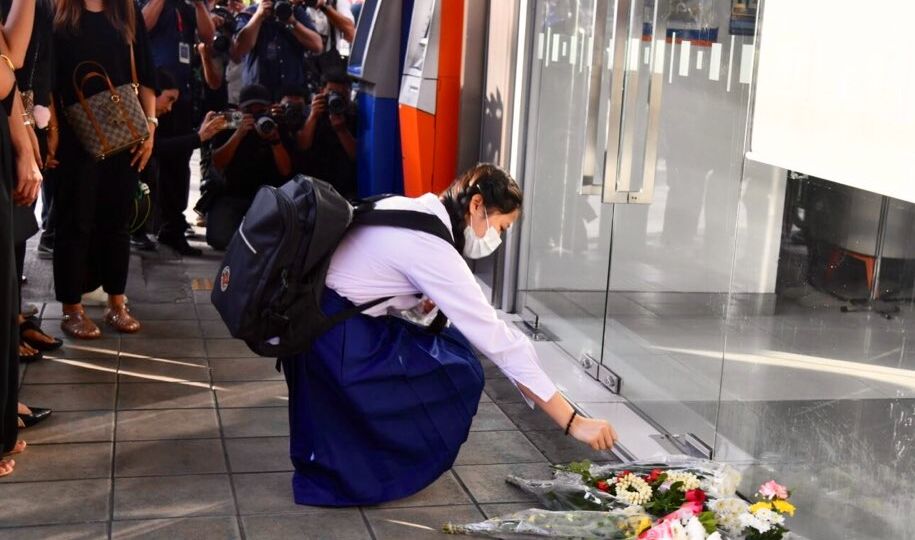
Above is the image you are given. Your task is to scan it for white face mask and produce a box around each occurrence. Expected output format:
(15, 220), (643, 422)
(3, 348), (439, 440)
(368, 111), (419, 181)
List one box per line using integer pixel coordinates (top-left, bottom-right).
(463, 207), (503, 259)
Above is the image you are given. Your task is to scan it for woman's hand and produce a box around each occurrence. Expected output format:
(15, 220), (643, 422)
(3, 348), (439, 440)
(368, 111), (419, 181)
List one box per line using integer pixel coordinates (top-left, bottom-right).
(131, 132), (155, 172)
(569, 416), (619, 451)
(13, 153), (42, 206)
(198, 111), (227, 143)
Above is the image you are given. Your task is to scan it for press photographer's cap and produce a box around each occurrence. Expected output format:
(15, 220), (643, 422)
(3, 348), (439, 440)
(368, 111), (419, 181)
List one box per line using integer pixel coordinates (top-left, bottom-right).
(239, 84), (272, 108)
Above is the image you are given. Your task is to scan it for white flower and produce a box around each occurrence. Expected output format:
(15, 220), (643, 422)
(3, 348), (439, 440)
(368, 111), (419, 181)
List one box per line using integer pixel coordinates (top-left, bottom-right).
(739, 511), (771, 533)
(614, 473), (654, 506)
(709, 497), (749, 536)
(707, 533), (722, 540)
(669, 520), (688, 540)
(664, 472), (701, 492)
(701, 466), (741, 498)
(684, 517), (707, 540)
(754, 508), (786, 527)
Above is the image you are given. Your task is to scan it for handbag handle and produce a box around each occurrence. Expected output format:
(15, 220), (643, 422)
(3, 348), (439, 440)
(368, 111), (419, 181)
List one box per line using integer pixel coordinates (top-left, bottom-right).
(69, 42), (144, 155)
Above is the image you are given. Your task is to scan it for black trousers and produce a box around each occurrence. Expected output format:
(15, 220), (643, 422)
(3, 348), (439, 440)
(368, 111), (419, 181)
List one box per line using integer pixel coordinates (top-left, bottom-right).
(205, 195), (250, 250)
(53, 150), (138, 305)
(156, 99), (193, 240)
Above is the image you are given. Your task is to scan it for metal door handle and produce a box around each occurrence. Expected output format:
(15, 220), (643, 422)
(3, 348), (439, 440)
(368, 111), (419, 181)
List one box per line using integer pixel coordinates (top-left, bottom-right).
(602, 0), (663, 205)
(600, 0), (632, 202)
(580, 0), (616, 196)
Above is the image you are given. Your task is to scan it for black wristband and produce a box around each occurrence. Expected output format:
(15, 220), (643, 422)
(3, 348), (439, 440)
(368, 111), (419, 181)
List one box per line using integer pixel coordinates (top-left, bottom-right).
(565, 410), (578, 436)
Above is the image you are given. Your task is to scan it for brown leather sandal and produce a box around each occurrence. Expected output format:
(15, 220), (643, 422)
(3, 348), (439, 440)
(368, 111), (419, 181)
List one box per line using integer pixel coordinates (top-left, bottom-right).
(61, 311), (102, 340)
(104, 305), (141, 334)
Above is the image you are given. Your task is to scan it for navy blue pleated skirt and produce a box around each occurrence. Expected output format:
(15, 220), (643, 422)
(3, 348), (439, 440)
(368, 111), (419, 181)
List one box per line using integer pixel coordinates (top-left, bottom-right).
(282, 289), (484, 506)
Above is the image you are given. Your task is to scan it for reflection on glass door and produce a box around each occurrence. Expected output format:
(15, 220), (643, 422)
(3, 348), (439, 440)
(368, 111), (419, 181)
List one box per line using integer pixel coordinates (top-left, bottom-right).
(516, 0), (616, 378)
(516, 0), (915, 538)
(602, 0), (772, 453)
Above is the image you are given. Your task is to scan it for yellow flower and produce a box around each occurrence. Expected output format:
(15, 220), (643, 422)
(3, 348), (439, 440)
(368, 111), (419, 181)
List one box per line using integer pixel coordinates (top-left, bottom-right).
(773, 499), (796, 516)
(749, 501), (773, 514)
(635, 517), (653, 535)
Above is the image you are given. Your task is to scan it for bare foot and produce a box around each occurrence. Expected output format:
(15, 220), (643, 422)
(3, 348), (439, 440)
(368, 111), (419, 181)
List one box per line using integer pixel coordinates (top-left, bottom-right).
(19, 342), (39, 357)
(17, 402), (31, 415)
(0, 459), (14, 478)
(3, 440), (27, 456)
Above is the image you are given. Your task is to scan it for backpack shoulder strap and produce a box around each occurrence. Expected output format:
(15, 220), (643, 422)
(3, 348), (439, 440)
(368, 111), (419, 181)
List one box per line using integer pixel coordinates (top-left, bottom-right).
(352, 209), (455, 248)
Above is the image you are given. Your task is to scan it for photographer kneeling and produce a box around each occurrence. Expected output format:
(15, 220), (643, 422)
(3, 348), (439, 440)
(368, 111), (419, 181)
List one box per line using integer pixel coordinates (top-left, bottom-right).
(297, 69), (356, 199)
(207, 84), (293, 250)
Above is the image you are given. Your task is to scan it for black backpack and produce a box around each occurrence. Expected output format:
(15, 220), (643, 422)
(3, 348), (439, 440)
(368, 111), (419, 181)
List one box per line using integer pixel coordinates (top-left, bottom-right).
(210, 174), (455, 357)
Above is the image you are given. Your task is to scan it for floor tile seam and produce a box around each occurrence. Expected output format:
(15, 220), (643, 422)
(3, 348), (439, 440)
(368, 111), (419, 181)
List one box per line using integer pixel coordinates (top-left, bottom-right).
(111, 509), (240, 521)
(487, 398), (556, 463)
(113, 436), (233, 443)
(454, 459), (548, 466)
(108, 349), (122, 527)
(448, 468), (487, 519)
(0, 520), (110, 531)
(201, 319), (250, 540)
(358, 507), (380, 540)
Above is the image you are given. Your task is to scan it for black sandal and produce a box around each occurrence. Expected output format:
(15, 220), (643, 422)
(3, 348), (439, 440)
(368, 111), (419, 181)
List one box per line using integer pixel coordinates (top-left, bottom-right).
(20, 318), (63, 352)
(18, 406), (52, 428)
(19, 344), (42, 364)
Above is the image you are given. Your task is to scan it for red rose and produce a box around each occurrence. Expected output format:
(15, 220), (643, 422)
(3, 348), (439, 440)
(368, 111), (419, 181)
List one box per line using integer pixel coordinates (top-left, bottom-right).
(646, 468), (664, 483)
(616, 470), (632, 479)
(595, 480), (610, 492)
(685, 489), (707, 505)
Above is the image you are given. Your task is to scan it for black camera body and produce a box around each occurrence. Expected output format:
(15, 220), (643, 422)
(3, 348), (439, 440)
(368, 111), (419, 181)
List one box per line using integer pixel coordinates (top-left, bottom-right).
(253, 103), (307, 138)
(274, 0), (294, 22)
(326, 91), (346, 116)
(211, 6), (242, 54)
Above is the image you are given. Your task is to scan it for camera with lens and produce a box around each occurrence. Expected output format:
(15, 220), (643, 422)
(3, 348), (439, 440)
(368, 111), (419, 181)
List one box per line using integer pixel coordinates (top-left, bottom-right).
(211, 6), (237, 54)
(273, 0), (294, 22)
(221, 110), (244, 130)
(326, 91), (346, 116)
(281, 102), (306, 128)
(255, 115), (279, 138)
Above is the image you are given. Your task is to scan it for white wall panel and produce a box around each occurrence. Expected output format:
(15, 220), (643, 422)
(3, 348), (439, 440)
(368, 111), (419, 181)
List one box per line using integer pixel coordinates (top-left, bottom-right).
(750, 0), (915, 203)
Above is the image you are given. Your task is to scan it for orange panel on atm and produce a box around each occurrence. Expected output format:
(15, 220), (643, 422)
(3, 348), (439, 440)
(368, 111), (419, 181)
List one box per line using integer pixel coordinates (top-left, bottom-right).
(400, 0), (465, 197)
(399, 106), (436, 192)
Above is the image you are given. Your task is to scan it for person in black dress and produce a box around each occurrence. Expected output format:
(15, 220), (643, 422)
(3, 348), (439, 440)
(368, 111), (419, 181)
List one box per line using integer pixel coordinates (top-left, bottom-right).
(2, 0), (57, 430)
(51, 0), (157, 339)
(0, 16), (44, 477)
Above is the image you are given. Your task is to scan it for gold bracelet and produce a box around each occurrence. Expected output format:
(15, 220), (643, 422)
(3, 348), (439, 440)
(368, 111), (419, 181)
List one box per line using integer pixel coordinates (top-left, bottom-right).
(0, 54), (14, 71)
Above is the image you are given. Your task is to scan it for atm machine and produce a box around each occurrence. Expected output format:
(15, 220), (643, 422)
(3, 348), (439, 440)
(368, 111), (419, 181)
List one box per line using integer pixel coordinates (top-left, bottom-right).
(347, 0), (409, 196)
(398, 0), (465, 196)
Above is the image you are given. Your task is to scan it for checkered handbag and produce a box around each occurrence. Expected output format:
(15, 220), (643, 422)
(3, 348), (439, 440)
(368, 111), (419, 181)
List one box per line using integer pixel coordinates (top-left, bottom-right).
(64, 45), (149, 161)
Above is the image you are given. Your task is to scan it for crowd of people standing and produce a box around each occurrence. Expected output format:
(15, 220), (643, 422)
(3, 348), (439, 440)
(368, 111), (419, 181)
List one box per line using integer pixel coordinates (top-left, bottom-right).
(0, 0), (361, 478)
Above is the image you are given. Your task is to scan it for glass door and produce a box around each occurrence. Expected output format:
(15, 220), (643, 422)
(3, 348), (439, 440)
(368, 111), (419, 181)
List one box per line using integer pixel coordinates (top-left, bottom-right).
(600, 0), (770, 453)
(516, 0), (619, 379)
(518, 0), (771, 451)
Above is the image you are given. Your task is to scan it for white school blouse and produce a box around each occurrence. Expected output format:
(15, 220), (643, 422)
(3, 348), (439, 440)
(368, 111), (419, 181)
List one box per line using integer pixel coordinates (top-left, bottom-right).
(325, 193), (559, 404)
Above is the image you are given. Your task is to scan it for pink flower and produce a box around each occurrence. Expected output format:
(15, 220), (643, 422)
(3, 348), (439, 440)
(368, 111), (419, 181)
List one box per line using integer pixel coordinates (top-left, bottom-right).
(758, 480), (789, 500)
(658, 501), (704, 524)
(639, 521), (676, 540)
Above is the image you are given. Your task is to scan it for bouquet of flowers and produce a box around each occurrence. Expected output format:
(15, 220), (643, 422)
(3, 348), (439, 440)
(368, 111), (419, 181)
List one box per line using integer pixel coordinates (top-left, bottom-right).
(443, 458), (797, 540)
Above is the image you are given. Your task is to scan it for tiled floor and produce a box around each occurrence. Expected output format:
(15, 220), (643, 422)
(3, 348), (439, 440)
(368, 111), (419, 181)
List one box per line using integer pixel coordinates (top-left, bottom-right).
(1, 240), (619, 539)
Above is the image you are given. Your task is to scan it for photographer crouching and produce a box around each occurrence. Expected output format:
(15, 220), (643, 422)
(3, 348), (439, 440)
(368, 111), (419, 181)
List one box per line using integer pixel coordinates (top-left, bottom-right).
(132, 68), (226, 254)
(297, 68), (356, 199)
(207, 84), (294, 250)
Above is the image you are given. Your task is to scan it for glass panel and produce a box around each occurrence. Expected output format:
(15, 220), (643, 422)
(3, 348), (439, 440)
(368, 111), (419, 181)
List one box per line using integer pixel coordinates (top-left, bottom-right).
(602, 0), (762, 449)
(718, 173), (915, 538)
(517, 0), (615, 369)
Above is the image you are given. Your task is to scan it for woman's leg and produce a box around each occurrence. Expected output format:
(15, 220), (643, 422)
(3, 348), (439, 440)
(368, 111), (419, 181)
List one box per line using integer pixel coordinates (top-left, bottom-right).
(97, 154), (140, 333)
(0, 188), (20, 456)
(53, 157), (101, 338)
